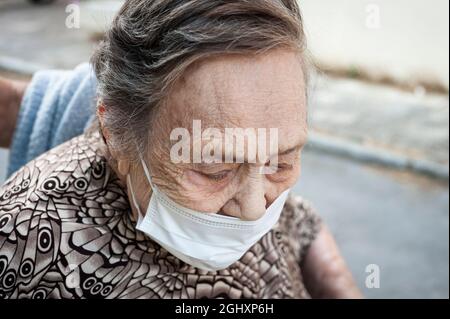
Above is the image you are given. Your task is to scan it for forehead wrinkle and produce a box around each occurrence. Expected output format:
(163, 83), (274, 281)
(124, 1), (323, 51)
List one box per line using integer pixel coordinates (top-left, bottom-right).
(167, 52), (307, 132)
(210, 75), (305, 125)
(171, 85), (306, 133)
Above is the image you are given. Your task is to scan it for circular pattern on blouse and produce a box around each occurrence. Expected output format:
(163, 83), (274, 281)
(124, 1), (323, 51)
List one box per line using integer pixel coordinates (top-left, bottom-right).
(37, 228), (53, 253)
(0, 132), (321, 299)
(19, 259), (34, 278)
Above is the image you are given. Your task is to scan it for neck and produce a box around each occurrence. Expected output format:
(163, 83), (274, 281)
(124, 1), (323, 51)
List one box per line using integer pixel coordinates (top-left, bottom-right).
(104, 147), (143, 223)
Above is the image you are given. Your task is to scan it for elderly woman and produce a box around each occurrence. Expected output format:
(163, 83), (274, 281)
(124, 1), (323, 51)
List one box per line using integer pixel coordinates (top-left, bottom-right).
(0, 0), (361, 299)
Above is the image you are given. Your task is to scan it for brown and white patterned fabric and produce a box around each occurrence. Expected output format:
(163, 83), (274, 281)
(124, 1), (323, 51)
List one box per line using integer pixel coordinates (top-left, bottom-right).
(0, 131), (322, 299)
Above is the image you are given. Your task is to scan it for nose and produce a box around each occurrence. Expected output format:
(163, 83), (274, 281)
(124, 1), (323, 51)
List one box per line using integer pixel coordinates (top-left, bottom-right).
(236, 172), (267, 221)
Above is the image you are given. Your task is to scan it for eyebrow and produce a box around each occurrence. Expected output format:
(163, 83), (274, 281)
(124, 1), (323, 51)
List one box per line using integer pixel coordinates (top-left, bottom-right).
(219, 143), (304, 164)
(190, 139), (306, 167)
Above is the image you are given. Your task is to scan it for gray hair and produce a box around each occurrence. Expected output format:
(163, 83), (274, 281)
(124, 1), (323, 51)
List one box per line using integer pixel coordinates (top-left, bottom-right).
(91, 0), (307, 162)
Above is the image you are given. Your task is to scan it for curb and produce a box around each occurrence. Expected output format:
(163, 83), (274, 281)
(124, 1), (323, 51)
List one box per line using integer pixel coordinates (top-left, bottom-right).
(307, 132), (449, 181)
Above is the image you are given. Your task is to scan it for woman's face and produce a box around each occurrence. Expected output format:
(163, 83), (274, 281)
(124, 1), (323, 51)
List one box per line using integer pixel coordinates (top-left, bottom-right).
(127, 48), (307, 221)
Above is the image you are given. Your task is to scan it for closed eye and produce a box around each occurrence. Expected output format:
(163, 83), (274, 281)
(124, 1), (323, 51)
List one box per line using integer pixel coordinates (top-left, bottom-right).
(198, 170), (231, 182)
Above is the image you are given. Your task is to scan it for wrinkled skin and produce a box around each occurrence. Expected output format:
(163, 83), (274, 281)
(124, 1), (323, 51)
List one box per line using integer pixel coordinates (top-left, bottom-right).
(102, 48), (362, 298)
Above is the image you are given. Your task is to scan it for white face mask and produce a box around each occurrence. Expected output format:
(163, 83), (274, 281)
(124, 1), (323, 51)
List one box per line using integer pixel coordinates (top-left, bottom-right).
(127, 157), (290, 272)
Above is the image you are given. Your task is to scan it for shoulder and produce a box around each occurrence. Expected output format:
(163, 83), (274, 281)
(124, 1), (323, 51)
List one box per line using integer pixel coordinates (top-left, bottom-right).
(282, 194), (322, 231)
(278, 193), (323, 263)
(0, 132), (127, 298)
(1, 131), (110, 208)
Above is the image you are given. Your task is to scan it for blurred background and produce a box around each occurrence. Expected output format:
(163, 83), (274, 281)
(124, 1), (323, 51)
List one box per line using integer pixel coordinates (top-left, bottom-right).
(0, 0), (448, 298)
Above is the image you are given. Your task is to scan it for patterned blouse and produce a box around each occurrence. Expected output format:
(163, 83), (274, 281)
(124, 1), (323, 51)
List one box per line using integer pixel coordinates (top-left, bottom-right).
(0, 131), (322, 299)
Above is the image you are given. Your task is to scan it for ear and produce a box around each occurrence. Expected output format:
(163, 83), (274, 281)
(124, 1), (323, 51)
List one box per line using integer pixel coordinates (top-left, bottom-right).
(108, 142), (131, 177)
(97, 102), (109, 138)
(97, 102), (131, 177)
(117, 159), (131, 176)
(109, 146), (131, 177)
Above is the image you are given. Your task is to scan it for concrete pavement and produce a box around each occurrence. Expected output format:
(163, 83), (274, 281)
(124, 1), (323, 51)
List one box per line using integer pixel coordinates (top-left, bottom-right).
(294, 150), (449, 299)
(307, 73), (449, 179)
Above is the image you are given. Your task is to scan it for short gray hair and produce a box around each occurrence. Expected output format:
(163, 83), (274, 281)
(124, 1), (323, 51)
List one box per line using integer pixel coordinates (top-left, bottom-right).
(91, 0), (307, 161)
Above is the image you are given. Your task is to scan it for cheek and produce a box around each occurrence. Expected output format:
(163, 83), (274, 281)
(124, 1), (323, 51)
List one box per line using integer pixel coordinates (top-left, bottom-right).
(265, 164), (301, 206)
(177, 193), (232, 213)
(266, 158), (302, 185)
(183, 170), (231, 192)
(290, 159), (302, 185)
(172, 170), (236, 212)
(278, 167), (301, 188)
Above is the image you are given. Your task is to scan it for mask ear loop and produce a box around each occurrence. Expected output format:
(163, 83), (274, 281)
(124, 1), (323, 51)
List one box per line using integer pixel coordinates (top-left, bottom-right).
(130, 137), (156, 190)
(127, 140), (158, 223)
(127, 174), (144, 224)
(124, 129), (158, 224)
(129, 153), (158, 222)
(139, 153), (157, 191)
